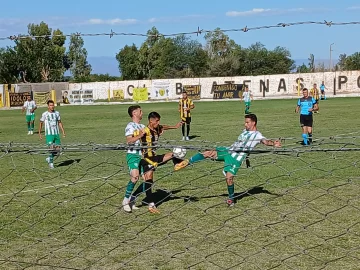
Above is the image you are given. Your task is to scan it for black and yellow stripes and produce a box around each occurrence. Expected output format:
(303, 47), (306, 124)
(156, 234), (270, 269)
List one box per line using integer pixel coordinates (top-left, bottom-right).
(179, 98), (193, 120)
(139, 126), (162, 158)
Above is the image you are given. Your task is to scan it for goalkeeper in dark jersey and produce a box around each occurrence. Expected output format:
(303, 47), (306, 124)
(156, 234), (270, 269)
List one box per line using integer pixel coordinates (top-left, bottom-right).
(132, 112), (183, 213)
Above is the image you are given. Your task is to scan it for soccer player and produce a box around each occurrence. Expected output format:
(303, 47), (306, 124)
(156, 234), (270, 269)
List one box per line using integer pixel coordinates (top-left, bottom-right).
(39, 100), (66, 169)
(320, 81), (327, 100)
(310, 83), (320, 105)
(241, 86), (253, 114)
(179, 90), (194, 141)
(174, 114), (281, 207)
(22, 95), (37, 135)
(295, 88), (319, 145)
(131, 111), (182, 213)
(123, 105), (146, 213)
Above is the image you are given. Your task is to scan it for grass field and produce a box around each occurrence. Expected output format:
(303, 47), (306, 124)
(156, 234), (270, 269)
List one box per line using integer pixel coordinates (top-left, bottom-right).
(1, 98), (360, 270)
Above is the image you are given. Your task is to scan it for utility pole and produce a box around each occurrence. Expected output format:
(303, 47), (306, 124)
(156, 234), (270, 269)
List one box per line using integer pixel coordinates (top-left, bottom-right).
(330, 43), (334, 71)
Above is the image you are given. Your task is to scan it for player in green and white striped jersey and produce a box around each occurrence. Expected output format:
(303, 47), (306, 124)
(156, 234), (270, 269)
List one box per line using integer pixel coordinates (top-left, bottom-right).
(241, 86), (253, 114)
(175, 114), (281, 207)
(22, 96), (37, 135)
(38, 100), (66, 169)
(122, 105), (146, 213)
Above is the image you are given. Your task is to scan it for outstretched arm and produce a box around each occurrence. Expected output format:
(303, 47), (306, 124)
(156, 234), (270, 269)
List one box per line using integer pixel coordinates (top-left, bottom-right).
(162, 121), (183, 130)
(261, 138), (281, 147)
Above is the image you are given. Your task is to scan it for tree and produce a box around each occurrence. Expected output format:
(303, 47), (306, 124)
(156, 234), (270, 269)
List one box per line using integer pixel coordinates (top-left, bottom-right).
(116, 44), (140, 80)
(12, 22), (67, 82)
(0, 47), (21, 83)
(297, 63), (310, 73)
(344, 52), (360, 70)
(67, 34), (91, 81)
(337, 54), (347, 71)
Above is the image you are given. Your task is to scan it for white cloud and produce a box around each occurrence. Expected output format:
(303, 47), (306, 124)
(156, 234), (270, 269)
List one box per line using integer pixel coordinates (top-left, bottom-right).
(226, 8), (273, 17)
(226, 7), (319, 17)
(85, 18), (138, 25)
(347, 6), (360, 10)
(147, 14), (214, 24)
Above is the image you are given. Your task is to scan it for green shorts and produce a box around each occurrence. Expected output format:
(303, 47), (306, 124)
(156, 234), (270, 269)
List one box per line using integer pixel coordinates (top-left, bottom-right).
(26, 115), (35, 122)
(126, 153), (141, 173)
(245, 101), (251, 107)
(216, 147), (245, 176)
(46, 134), (61, 146)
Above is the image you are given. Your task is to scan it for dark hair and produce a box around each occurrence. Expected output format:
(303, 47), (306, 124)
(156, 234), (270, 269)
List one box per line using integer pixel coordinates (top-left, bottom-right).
(302, 88), (308, 91)
(245, 113), (257, 125)
(148, 111), (161, 120)
(128, 105), (141, 117)
(47, 100), (54, 105)
(182, 90), (187, 94)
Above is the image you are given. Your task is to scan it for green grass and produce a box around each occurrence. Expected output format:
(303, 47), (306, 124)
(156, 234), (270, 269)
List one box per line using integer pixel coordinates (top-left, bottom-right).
(0, 98), (360, 270)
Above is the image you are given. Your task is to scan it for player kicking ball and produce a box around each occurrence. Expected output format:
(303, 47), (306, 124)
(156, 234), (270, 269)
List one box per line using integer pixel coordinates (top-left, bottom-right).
(174, 114), (281, 206)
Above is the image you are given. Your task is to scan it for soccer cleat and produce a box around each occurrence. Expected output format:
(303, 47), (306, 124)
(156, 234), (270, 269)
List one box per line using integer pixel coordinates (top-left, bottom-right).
(46, 157), (50, 163)
(122, 198), (132, 213)
(227, 199), (235, 207)
(182, 136), (185, 141)
(174, 159), (189, 171)
(148, 204), (160, 214)
(186, 136), (190, 141)
(49, 163), (54, 169)
(27, 131), (31, 135)
(129, 195), (139, 210)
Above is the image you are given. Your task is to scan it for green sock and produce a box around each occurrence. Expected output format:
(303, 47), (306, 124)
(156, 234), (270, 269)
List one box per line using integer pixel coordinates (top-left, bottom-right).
(189, 153), (205, 164)
(31, 123), (34, 131)
(49, 152), (55, 163)
(227, 184), (235, 200)
(125, 181), (136, 199)
(27, 123), (31, 131)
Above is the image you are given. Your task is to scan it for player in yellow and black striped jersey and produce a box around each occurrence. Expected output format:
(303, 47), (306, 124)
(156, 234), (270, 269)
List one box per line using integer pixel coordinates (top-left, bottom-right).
(131, 111), (183, 213)
(179, 90), (195, 141)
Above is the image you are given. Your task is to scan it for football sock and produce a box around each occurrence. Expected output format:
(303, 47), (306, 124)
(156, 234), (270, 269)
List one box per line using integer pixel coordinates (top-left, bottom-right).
(302, 133), (309, 145)
(182, 125), (185, 136)
(31, 123), (34, 131)
(308, 133), (312, 143)
(227, 184), (235, 200)
(125, 181), (136, 199)
(189, 153), (205, 164)
(27, 123), (31, 131)
(186, 124), (190, 136)
(145, 180), (154, 204)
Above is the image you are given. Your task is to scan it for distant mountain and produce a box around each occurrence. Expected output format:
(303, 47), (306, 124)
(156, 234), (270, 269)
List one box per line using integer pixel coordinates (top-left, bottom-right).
(88, 56), (120, 76)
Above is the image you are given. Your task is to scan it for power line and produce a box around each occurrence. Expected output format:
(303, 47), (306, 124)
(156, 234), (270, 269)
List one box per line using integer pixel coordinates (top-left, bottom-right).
(0, 20), (360, 41)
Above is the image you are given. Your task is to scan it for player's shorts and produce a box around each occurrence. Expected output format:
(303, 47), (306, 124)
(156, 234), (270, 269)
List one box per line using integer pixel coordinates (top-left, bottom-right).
(26, 115), (35, 122)
(140, 154), (166, 174)
(300, 114), (313, 127)
(181, 117), (191, 124)
(321, 90), (325, 94)
(126, 153), (142, 172)
(215, 147), (245, 176)
(245, 101), (251, 107)
(46, 134), (61, 146)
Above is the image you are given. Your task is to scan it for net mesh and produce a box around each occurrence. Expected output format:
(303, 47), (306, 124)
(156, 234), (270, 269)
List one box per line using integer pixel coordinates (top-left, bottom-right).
(0, 134), (360, 269)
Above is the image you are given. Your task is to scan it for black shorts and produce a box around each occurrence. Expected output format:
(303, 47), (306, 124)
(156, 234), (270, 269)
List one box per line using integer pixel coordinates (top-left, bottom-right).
(181, 117), (191, 124)
(300, 114), (313, 127)
(140, 154), (165, 174)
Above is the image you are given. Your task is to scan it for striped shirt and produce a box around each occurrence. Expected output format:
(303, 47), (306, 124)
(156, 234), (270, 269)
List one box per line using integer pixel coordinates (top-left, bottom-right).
(228, 130), (265, 161)
(125, 122), (146, 155)
(242, 91), (252, 102)
(23, 101), (36, 115)
(40, 111), (61, 135)
(179, 98), (193, 120)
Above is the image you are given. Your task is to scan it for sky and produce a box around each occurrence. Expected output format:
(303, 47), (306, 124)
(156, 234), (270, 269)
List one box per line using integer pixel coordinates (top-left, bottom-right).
(0, 0), (359, 75)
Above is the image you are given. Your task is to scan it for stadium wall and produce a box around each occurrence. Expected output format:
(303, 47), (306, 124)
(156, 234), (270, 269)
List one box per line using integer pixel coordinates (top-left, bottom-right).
(68, 71), (360, 101)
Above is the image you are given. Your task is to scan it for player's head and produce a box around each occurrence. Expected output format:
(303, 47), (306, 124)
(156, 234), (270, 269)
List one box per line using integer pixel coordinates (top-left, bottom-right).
(302, 88), (309, 97)
(244, 113), (257, 131)
(245, 86), (249, 91)
(182, 90), (187, 99)
(128, 105), (142, 120)
(27, 95), (31, 101)
(313, 83), (317, 88)
(148, 111), (161, 128)
(63, 91), (68, 97)
(322, 81), (324, 84)
(47, 100), (55, 111)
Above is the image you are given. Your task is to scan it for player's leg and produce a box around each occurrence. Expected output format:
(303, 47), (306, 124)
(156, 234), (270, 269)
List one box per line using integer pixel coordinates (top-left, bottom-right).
(181, 118), (186, 140)
(123, 154), (141, 212)
(30, 115), (35, 134)
(142, 170), (159, 213)
(26, 115), (31, 134)
(307, 116), (313, 144)
(174, 149), (218, 171)
(300, 115), (309, 145)
(245, 102), (250, 114)
(223, 154), (242, 206)
(185, 117), (191, 141)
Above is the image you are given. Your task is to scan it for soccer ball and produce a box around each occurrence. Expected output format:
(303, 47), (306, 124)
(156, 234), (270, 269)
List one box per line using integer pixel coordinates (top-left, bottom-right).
(173, 147), (187, 159)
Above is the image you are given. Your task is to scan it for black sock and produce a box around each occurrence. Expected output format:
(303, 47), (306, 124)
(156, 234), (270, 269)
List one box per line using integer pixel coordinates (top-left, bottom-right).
(182, 125), (185, 136)
(145, 180), (154, 203)
(186, 124), (190, 136)
(132, 182), (145, 198)
(308, 133), (312, 143)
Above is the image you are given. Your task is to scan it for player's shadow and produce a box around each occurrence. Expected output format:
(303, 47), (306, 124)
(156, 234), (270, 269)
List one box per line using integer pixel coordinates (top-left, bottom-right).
(140, 186), (279, 207)
(56, 159), (81, 167)
(188, 135), (201, 140)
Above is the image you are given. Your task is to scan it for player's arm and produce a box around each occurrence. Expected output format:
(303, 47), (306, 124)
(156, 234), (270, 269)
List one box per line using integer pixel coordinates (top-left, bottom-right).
(32, 104), (37, 113)
(58, 121), (66, 137)
(38, 121), (43, 139)
(178, 102), (181, 112)
(295, 99), (300, 113)
(162, 122), (183, 130)
(261, 138), (281, 147)
(126, 129), (145, 144)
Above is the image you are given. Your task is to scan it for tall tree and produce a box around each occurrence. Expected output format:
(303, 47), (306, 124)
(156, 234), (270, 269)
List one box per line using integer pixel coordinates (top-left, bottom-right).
(116, 44), (140, 80)
(344, 52), (360, 70)
(12, 22), (67, 82)
(67, 34), (92, 81)
(337, 53), (347, 71)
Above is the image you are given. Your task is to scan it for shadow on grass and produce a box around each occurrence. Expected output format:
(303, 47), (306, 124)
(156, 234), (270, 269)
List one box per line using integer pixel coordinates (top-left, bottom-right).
(56, 159), (81, 167)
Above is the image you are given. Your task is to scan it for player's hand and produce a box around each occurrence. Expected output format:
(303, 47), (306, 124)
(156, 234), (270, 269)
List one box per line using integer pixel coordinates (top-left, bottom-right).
(63, 133), (66, 138)
(175, 121), (183, 128)
(139, 129), (145, 137)
(39, 134), (42, 140)
(273, 140), (281, 147)
(308, 108), (313, 112)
